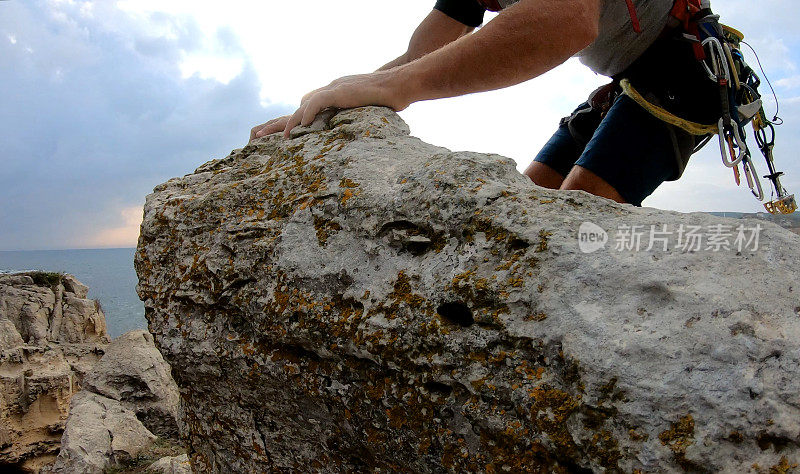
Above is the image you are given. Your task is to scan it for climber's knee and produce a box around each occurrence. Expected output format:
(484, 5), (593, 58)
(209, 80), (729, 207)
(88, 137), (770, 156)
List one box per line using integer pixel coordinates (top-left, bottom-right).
(523, 162), (564, 190)
(560, 165), (626, 204)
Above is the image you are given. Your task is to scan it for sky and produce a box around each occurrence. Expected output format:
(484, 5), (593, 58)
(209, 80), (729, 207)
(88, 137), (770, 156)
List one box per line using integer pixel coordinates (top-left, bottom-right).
(0, 0), (798, 250)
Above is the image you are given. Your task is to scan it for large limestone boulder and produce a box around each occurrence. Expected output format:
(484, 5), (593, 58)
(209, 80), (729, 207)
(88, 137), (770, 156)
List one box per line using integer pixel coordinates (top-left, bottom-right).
(0, 273), (109, 471)
(84, 330), (180, 439)
(136, 107), (800, 472)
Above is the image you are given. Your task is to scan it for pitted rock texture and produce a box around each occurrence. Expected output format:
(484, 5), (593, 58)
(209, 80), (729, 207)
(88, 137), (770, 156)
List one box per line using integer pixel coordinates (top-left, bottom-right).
(0, 273), (109, 471)
(136, 107), (800, 473)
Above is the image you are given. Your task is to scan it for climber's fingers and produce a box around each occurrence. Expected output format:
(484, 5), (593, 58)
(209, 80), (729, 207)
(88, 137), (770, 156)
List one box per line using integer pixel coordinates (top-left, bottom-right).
(283, 72), (405, 138)
(283, 102), (308, 138)
(301, 91), (337, 127)
(250, 116), (290, 142)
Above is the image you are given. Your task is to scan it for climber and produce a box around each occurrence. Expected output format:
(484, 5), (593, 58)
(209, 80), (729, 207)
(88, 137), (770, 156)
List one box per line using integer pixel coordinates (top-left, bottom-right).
(249, 0), (721, 207)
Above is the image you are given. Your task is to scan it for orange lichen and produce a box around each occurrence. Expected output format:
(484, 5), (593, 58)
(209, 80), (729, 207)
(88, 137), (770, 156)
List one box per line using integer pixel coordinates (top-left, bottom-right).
(659, 414), (696, 469)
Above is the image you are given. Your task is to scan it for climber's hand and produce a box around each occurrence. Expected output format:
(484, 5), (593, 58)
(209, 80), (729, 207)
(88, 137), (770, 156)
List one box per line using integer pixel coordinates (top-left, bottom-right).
(282, 71), (409, 138)
(250, 116), (291, 142)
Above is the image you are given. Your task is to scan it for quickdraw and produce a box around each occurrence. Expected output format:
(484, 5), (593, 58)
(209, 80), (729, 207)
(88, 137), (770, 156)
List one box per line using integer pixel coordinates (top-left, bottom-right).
(624, 0), (796, 214)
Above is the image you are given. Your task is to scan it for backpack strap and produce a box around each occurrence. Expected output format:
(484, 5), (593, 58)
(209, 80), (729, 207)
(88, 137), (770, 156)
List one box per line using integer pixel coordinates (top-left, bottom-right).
(669, 0), (702, 30)
(669, 0), (706, 59)
(624, 0), (642, 34)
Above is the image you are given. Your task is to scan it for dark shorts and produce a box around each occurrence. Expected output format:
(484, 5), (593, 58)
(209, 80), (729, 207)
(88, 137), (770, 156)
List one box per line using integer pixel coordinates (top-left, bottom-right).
(534, 35), (718, 207)
(533, 94), (695, 207)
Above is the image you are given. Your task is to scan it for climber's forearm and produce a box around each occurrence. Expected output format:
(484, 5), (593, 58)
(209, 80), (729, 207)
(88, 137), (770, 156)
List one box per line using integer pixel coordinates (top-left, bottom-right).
(376, 9), (475, 72)
(390, 0), (600, 106)
(279, 0), (599, 136)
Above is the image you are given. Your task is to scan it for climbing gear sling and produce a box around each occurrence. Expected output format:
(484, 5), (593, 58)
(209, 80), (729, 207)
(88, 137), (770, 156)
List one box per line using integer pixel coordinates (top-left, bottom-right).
(620, 0), (796, 214)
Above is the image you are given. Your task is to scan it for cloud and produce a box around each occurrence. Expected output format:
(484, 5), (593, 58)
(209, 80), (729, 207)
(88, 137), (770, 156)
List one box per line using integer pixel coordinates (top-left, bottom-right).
(86, 205), (144, 249)
(0, 0), (292, 250)
(776, 76), (800, 89)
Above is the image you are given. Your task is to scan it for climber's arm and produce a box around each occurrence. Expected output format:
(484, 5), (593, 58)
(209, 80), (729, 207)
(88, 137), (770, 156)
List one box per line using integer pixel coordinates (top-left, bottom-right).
(250, 9), (471, 142)
(376, 9), (475, 72)
(279, 0), (599, 137)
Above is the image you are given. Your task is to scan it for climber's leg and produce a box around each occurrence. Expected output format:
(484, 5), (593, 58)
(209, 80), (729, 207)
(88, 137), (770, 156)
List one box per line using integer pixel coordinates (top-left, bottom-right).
(565, 94), (685, 206)
(560, 165), (626, 203)
(523, 162), (564, 189)
(527, 102), (598, 190)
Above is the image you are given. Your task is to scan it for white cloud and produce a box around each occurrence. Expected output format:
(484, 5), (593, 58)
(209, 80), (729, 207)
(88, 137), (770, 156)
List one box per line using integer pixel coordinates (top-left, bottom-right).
(0, 1), (291, 250)
(775, 75), (800, 90)
(86, 205), (143, 248)
(179, 55), (244, 84)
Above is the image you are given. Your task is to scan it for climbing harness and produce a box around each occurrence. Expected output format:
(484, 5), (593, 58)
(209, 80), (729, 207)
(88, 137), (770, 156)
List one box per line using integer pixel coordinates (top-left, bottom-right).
(621, 0), (796, 214)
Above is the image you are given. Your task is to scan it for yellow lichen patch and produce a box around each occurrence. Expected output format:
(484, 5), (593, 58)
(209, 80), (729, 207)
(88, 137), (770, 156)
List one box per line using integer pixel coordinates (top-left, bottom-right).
(488, 351), (513, 365)
(465, 218), (510, 243)
(659, 414), (696, 468)
(528, 384), (581, 456)
(368, 271), (429, 322)
(297, 198), (314, 211)
(323, 130), (357, 146)
(514, 361), (546, 381)
(628, 428), (648, 442)
(470, 178), (487, 193)
(286, 143), (305, 154)
(586, 429), (622, 470)
(340, 188), (360, 205)
(770, 456), (799, 474)
(536, 229), (552, 252)
(525, 313), (548, 322)
(313, 215), (342, 247)
(494, 252), (521, 271)
(339, 178), (360, 189)
(452, 270), (476, 288)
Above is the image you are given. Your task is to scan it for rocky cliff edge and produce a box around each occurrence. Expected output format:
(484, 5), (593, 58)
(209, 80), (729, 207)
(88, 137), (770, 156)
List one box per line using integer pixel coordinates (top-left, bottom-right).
(0, 272), (109, 471)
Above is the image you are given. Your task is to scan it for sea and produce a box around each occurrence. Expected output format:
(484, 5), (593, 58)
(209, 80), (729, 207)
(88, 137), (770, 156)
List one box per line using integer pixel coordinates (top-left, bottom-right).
(0, 248), (145, 339)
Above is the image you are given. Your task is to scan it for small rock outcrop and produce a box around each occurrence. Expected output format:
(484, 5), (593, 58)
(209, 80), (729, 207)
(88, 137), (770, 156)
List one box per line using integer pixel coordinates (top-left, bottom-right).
(83, 330), (180, 439)
(148, 453), (191, 474)
(48, 330), (181, 473)
(0, 272), (109, 472)
(136, 107), (800, 472)
(49, 390), (156, 473)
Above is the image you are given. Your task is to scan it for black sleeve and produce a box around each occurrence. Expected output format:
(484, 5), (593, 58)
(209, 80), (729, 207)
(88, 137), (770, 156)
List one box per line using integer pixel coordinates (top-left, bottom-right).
(434, 0), (486, 28)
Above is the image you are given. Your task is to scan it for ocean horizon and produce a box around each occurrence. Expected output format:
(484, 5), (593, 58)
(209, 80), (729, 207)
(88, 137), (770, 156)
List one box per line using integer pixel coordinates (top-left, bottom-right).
(0, 247), (145, 338)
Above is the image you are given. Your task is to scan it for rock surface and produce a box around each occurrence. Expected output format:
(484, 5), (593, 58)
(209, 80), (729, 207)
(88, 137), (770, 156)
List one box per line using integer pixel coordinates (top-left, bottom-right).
(48, 329), (181, 473)
(136, 107), (800, 472)
(47, 390), (156, 474)
(0, 272), (109, 471)
(84, 330), (180, 439)
(147, 453), (191, 474)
